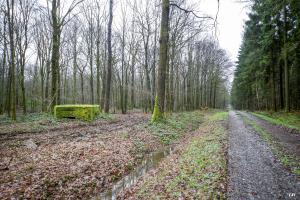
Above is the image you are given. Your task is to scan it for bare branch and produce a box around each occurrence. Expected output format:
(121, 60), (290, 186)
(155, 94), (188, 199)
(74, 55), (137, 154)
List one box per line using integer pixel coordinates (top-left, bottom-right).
(170, 3), (214, 20)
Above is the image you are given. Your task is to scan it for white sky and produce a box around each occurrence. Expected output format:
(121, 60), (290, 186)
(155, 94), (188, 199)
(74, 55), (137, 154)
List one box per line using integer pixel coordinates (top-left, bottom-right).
(195, 0), (249, 63)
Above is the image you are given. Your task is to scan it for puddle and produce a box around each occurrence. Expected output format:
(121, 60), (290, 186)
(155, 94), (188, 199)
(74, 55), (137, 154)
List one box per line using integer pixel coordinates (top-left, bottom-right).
(98, 146), (174, 200)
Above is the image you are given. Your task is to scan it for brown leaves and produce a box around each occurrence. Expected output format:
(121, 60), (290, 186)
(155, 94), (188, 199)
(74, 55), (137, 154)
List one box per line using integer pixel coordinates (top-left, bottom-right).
(0, 113), (162, 199)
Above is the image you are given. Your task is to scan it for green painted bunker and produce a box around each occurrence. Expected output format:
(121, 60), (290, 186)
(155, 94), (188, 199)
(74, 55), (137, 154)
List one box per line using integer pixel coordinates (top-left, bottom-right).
(54, 105), (100, 121)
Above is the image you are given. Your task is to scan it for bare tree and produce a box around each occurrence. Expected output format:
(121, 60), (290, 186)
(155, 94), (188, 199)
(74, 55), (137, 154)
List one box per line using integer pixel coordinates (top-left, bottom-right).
(104, 0), (113, 113)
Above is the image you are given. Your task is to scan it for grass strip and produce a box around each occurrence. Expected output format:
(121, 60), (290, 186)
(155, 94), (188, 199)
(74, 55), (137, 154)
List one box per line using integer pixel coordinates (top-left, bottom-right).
(241, 115), (300, 176)
(137, 111), (228, 199)
(252, 112), (300, 133)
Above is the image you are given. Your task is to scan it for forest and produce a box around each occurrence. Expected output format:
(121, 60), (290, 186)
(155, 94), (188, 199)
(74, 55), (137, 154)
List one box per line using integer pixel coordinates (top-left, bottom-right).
(0, 0), (231, 120)
(231, 0), (300, 112)
(1, 0), (300, 199)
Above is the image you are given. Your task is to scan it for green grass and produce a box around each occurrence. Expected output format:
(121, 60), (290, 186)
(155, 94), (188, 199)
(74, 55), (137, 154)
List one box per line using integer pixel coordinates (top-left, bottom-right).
(0, 112), (56, 124)
(252, 111), (300, 132)
(165, 124), (227, 199)
(209, 111), (229, 122)
(0, 109), (112, 134)
(147, 111), (204, 145)
(241, 115), (300, 176)
(137, 112), (228, 199)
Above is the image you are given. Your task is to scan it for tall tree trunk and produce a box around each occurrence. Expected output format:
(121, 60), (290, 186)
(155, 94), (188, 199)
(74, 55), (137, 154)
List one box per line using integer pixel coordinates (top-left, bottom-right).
(167, 38), (175, 112)
(0, 17), (7, 114)
(7, 0), (16, 120)
(20, 51), (26, 114)
(50, 0), (60, 111)
(151, 35), (157, 110)
(271, 51), (277, 111)
(283, 2), (290, 112)
(89, 26), (94, 104)
(156, 0), (169, 115)
(186, 45), (193, 110)
(213, 78), (217, 108)
(121, 23), (127, 114)
(96, 34), (101, 105)
(279, 62), (284, 109)
(104, 0), (113, 113)
(39, 53), (45, 111)
(80, 72), (84, 103)
(45, 60), (50, 110)
(130, 48), (136, 109)
(73, 28), (78, 104)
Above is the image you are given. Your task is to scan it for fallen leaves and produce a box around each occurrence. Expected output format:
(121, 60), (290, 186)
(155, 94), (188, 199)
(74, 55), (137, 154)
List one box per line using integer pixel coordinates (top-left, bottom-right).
(0, 113), (162, 199)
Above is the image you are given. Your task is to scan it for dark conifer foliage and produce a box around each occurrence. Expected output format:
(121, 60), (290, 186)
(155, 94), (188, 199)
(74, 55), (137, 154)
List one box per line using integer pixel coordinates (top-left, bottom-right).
(232, 0), (300, 111)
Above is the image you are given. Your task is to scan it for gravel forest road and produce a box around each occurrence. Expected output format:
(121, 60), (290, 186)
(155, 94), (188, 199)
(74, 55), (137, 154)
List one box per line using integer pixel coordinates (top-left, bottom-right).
(227, 111), (299, 200)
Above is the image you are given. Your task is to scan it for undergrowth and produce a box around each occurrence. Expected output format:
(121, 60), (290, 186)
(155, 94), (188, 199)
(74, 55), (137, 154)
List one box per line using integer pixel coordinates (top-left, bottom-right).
(147, 111), (204, 145)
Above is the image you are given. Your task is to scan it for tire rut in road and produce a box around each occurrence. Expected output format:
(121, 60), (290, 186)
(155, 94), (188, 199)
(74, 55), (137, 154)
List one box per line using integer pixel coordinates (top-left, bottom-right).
(238, 111), (300, 157)
(228, 111), (299, 200)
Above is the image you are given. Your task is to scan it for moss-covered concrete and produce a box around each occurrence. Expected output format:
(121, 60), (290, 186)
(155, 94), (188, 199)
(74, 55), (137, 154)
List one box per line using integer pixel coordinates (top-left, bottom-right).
(54, 105), (100, 121)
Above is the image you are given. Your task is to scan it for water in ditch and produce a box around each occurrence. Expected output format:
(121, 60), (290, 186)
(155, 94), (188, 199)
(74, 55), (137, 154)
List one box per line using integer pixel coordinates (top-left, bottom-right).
(97, 146), (174, 200)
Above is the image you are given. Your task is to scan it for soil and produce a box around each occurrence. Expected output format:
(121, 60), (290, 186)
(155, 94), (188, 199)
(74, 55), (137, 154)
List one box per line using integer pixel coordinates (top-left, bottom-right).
(228, 111), (299, 200)
(0, 113), (163, 199)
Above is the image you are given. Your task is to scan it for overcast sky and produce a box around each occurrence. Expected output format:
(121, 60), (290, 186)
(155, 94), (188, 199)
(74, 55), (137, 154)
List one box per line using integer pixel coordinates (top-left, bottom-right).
(196, 0), (249, 63)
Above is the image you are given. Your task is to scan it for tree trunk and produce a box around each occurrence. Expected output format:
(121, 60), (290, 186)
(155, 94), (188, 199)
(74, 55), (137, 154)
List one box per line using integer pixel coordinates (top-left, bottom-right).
(50, 0), (60, 111)
(104, 0), (113, 113)
(80, 72), (84, 103)
(283, 2), (290, 112)
(0, 17), (7, 114)
(7, 0), (16, 120)
(156, 0), (169, 115)
(45, 60), (50, 110)
(73, 27), (78, 104)
(96, 34), (101, 105)
(89, 26), (94, 104)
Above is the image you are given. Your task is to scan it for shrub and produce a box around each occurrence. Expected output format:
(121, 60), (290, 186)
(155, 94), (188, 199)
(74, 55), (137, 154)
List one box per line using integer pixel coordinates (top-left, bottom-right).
(54, 104), (100, 121)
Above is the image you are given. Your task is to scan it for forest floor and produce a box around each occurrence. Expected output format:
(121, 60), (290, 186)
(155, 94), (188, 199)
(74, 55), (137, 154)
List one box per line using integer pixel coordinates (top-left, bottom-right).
(0, 109), (299, 199)
(0, 110), (204, 199)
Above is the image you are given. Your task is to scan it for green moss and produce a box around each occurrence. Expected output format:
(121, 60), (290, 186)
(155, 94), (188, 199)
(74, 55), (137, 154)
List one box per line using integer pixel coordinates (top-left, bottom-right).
(208, 111), (229, 122)
(54, 104), (100, 121)
(151, 96), (163, 123)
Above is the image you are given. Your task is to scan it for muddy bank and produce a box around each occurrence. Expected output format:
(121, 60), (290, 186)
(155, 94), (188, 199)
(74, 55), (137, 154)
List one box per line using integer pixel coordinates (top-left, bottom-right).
(98, 146), (174, 200)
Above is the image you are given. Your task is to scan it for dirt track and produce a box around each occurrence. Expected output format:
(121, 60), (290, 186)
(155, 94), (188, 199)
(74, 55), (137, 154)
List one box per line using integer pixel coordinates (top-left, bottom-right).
(228, 111), (299, 199)
(239, 111), (300, 157)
